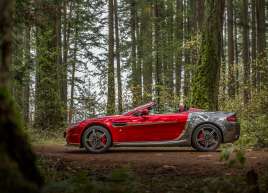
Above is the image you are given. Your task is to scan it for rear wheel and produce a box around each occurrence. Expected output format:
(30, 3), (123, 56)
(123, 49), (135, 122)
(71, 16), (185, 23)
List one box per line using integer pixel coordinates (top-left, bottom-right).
(192, 124), (222, 152)
(82, 126), (112, 153)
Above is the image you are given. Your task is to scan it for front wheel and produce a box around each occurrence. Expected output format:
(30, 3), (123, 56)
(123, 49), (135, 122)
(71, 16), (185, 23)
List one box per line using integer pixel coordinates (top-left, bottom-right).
(192, 124), (222, 152)
(82, 126), (112, 153)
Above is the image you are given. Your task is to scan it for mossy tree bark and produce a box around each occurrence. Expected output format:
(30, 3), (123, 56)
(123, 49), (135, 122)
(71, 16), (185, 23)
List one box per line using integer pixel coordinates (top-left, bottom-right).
(175, 0), (183, 99)
(196, 0), (204, 30)
(154, 0), (163, 111)
(114, 0), (123, 113)
(68, 23), (78, 125)
(34, 0), (65, 130)
(227, 0), (235, 98)
(234, 8), (240, 96)
(242, 0), (250, 104)
(251, 0), (257, 90)
(183, 0), (195, 101)
(23, 25), (31, 125)
(107, 0), (115, 114)
(256, 0), (267, 90)
(191, 0), (225, 110)
(165, 0), (175, 103)
(0, 0), (43, 192)
(136, 13), (143, 106)
(141, 1), (153, 103)
(130, 0), (142, 107)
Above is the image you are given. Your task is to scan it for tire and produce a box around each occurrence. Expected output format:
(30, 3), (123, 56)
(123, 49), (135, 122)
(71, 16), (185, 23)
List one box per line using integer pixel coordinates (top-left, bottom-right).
(192, 124), (222, 152)
(82, 125), (112, 153)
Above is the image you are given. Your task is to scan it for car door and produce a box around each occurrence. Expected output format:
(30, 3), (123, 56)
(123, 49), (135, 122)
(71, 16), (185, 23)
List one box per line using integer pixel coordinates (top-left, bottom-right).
(112, 113), (188, 142)
(111, 115), (146, 142)
(139, 113), (188, 141)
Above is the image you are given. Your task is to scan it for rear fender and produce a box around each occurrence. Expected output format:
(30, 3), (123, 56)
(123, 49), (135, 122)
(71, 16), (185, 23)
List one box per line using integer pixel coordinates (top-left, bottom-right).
(180, 112), (230, 144)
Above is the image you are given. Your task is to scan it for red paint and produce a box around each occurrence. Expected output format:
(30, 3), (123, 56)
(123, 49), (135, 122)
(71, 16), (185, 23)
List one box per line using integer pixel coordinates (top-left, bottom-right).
(65, 102), (190, 145)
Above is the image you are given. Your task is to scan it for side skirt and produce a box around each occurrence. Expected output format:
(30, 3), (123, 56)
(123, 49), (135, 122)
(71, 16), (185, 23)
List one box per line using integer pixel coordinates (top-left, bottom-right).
(112, 140), (189, 147)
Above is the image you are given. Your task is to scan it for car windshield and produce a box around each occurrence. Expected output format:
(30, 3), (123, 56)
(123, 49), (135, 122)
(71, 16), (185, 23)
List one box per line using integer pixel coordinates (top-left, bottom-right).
(122, 102), (155, 115)
(122, 102), (179, 115)
(148, 104), (176, 114)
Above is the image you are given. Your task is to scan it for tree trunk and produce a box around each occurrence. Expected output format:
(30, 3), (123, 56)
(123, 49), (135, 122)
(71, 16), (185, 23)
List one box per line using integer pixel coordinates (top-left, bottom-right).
(221, 10), (227, 98)
(114, 0), (123, 113)
(175, 0), (183, 99)
(130, 0), (139, 107)
(227, 0), (235, 97)
(107, 0), (115, 114)
(256, 0), (266, 90)
(154, 0), (162, 110)
(12, 25), (25, 117)
(183, 0), (192, 101)
(242, 0), (250, 104)
(196, 0), (204, 30)
(234, 7), (239, 96)
(142, 1), (153, 103)
(34, 0), (65, 130)
(136, 15), (142, 105)
(68, 26), (78, 125)
(166, 0), (175, 103)
(0, 0), (43, 191)
(55, 1), (63, 105)
(62, 0), (73, 123)
(23, 25), (31, 125)
(191, 0), (225, 110)
(251, 0), (257, 90)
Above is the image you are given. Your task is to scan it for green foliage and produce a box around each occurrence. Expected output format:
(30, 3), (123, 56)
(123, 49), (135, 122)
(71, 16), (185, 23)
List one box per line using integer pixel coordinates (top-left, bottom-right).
(27, 127), (65, 145)
(220, 90), (268, 147)
(37, 156), (268, 193)
(0, 146), (39, 193)
(34, 2), (66, 130)
(42, 167), (138, 193)
(201, 176), (247, 193)
(220, 145), (246, 167)
(0, 87), (43, 192)
(240, 91), (268, 147)
(191, 0), (224, 111)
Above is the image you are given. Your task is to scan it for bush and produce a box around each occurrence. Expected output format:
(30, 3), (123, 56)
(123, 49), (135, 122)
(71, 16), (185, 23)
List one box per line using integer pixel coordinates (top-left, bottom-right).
(220, 90), (268, 148)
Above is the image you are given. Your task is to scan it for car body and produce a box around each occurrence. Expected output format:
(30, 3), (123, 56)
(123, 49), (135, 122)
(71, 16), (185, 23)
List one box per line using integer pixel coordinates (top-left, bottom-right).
(65, 102), (240, 153)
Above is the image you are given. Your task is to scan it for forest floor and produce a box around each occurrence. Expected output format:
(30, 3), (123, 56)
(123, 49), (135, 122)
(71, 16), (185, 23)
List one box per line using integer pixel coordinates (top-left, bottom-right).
(34, 145), (268, 193)
(35, 144), (268, 176)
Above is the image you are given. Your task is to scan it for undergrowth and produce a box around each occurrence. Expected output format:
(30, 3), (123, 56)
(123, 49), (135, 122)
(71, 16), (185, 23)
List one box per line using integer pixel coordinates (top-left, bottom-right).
(27, 127), (65, 145)
(37, 156), (268, 193)
(220, 90), (268, 148)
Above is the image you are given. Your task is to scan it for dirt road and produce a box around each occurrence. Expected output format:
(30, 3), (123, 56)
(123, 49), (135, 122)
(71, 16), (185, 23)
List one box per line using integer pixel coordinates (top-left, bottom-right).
(34, 145), (268, 176)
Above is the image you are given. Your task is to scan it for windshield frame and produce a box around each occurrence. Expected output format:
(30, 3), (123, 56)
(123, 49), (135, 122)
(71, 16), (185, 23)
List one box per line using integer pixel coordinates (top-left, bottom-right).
(122, 102), (156, 116)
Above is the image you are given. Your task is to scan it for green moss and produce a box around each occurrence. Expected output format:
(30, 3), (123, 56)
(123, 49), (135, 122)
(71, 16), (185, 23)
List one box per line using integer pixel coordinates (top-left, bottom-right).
(0, 146), (39, 193)
(0, 87), (43, 191)
(190, 0), (223, 111)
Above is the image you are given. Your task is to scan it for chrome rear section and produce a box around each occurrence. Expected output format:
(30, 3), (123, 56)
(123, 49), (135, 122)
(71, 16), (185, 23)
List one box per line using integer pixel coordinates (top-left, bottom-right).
(222, 118), (240, 143)
(182, 112), (240, 144)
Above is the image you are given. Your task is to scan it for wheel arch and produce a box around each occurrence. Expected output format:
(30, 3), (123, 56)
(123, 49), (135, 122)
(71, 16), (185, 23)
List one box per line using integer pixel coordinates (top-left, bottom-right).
(80, 123), (113, 147)
(190, 121), (224, 145)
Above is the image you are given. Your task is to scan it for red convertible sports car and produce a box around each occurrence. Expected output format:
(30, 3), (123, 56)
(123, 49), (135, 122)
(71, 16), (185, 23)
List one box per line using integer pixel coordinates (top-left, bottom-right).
(65, 102), (240, 153)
